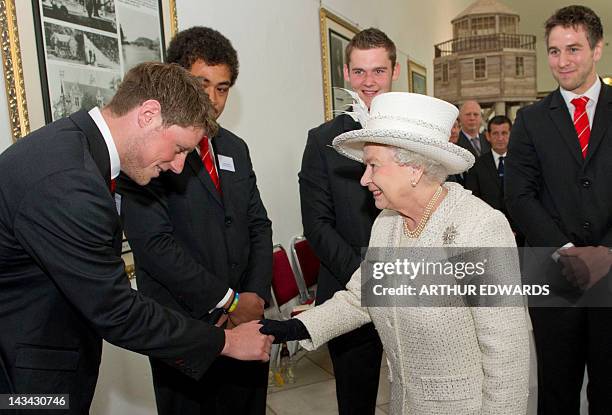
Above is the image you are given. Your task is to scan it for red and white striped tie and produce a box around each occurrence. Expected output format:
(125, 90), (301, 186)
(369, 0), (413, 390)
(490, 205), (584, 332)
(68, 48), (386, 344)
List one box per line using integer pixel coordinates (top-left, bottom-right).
(571, 96), (590, 159)
(199, 137), (221, 193)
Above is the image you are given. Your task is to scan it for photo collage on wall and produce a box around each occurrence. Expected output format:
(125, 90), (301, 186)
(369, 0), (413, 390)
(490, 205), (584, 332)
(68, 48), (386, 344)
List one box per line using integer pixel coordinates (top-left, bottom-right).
(34, 0), (165, 122)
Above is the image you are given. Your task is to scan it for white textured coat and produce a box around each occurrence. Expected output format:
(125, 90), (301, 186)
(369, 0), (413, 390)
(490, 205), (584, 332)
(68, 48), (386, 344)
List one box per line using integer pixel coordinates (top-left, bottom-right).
(297, 183), (530, 414)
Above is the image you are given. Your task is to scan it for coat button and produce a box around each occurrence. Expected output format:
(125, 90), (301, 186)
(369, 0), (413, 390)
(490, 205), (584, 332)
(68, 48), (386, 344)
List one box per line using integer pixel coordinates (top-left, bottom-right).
(225, 216), (232, 226)
(581, 178), (591, 188)
(582, 221), (591, 230)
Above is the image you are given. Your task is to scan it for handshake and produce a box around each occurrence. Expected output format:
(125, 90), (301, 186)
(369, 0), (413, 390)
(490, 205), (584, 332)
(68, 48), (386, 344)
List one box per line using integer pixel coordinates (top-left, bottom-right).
(217, 292), (310, 361)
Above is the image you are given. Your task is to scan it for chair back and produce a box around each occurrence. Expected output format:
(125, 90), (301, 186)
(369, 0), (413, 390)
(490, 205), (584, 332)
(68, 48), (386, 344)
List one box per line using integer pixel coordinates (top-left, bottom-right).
(271, 244), (300, 307)
(291, 236), (320, 301)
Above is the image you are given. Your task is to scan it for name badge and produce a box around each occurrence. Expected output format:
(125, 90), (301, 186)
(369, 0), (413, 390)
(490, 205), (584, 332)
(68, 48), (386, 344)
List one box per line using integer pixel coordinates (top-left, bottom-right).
(218, 154), (235, 172)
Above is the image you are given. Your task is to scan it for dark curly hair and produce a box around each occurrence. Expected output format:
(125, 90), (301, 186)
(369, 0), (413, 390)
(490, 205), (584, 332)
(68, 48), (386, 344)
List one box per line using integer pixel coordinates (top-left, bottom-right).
(545, 5), (603, 49)
(166, 26), (239, 86)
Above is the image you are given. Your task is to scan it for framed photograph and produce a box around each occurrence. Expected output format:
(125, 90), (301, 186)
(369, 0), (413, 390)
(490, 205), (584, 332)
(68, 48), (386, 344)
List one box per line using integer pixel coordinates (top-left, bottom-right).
(408, 60), (427, 95)
(31, 0), (170, 123)
(319, 8), (358, 121)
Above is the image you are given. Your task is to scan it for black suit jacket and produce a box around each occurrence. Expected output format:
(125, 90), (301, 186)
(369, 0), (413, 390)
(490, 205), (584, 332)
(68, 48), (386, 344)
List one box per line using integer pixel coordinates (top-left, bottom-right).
(457, 130), (490, 158)
(299, 114), (379, 304)
(466, 151), (504, 211)
(118, 127), (272, 324)
(0, 111), (224, 412)
(506, 84), (612, 248)
(465, 152), (524, 245)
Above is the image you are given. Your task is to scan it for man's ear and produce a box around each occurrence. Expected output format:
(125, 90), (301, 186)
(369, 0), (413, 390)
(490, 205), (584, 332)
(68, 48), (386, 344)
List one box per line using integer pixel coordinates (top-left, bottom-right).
(392, 63), (400, 81)
(592, 39), (603, 62)
(136, 99), (162, 128)
(343, 64), (350, 82)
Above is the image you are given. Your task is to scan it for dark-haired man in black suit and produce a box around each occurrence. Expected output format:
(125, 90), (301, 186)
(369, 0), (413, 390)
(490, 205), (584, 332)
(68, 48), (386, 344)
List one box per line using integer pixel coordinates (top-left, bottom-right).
(118, 27), (272, 415)
(505, 5), (612, 414)
(466, 115), (524, 245)
(0, 62), (272, 414)
(299, 27), (399, 415)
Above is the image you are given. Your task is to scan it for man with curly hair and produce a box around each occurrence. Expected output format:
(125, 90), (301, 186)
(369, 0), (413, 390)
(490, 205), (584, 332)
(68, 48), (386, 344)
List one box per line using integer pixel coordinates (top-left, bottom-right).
(118, 28), (272, 415)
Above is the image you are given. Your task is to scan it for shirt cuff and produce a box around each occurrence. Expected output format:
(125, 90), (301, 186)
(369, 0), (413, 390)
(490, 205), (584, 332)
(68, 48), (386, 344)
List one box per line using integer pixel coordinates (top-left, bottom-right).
(209, 288), (233, 314)
(552, 242), (575, 262)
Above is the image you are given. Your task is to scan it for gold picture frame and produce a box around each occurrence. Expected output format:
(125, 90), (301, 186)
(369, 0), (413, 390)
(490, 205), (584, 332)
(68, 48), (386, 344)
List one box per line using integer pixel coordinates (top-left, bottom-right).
(0, 0), (178, 143)
(0, 0), (30, 140)
(319, 8), (358, 121)
(408, 59), (427, 95)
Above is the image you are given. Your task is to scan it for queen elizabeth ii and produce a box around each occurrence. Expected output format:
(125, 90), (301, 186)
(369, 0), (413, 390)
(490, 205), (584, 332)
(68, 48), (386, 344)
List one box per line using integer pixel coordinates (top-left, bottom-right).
(262, 92), (529, 414)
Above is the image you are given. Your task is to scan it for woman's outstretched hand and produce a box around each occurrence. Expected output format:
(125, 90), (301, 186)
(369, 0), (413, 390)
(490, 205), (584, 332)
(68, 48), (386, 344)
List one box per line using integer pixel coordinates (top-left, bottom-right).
(259, 318), (310, 344)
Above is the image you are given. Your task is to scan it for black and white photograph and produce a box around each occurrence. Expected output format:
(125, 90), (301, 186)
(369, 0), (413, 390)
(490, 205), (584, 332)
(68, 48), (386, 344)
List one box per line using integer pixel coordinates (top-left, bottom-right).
(32, 0), (166, 122)
(46, 63), (120, 121)
(44, 22), (120, 70)
(117, 0), (164, 74)
(41, 0), (118, 34)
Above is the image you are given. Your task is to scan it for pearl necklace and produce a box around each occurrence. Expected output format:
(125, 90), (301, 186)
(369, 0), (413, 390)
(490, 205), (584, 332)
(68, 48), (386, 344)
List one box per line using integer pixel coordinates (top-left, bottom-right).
(403, 186), (443, 238)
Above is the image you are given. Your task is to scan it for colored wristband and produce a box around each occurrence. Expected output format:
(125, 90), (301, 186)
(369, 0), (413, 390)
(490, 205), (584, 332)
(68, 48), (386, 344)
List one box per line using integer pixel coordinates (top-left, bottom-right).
(226, 292), (239, 314)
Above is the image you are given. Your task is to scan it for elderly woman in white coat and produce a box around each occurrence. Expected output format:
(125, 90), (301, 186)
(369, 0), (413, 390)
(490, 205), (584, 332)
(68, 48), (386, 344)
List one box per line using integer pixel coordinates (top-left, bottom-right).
(261, 92), (529, 415)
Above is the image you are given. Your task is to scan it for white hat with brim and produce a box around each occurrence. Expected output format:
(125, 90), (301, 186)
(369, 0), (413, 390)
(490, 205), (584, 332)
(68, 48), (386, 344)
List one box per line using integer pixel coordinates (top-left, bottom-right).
(332, 92), (475, 175)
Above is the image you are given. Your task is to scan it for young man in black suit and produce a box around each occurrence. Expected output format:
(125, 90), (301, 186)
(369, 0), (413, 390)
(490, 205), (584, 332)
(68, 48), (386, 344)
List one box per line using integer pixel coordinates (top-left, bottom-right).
(465, 115), (524, 245)
(0, 62), (272, 414)
(505, 5), (612, 414)
(299, 28), (399, 414)
(118, 28), (272, 415)
(457, 100), (490, 158)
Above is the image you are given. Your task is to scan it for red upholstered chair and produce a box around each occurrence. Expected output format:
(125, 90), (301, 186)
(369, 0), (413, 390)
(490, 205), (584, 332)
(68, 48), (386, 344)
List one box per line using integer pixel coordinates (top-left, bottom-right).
(290, 236), (320, 303)
(271, 244), (313, 318)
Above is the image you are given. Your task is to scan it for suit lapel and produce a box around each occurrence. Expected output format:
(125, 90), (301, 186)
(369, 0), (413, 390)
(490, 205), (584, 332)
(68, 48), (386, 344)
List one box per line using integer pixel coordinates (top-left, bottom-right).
(459, 131), (478, 157)
(584, 83), (612, 166)
(548, 89), (583, 166)
(69, 110), (112, 189)
(187, 149), (223, 207)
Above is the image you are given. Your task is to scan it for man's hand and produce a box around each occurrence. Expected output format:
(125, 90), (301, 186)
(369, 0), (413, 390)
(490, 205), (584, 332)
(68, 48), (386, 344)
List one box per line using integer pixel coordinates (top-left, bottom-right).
(228, 292), (264, 326)
(559, 246), (612, 290)
(221, 320), (273, 361)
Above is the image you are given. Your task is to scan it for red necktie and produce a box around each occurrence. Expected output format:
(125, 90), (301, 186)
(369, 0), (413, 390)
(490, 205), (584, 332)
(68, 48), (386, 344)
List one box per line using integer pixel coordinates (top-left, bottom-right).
(199, 137), (221, 192)
(571, 96), (590, 159)
(110, 178), (116, 194)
